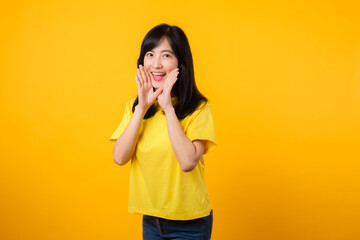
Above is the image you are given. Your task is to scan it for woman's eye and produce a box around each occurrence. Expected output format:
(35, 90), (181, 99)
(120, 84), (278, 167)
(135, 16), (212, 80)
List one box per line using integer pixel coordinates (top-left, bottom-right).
(146, 53), (153, 57)
(163, 54), (170, 58)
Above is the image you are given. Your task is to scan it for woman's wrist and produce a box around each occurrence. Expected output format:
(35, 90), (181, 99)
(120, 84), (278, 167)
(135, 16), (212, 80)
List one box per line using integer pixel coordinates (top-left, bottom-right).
(135, 105), (148, 116)
(164, 106), (175, 115)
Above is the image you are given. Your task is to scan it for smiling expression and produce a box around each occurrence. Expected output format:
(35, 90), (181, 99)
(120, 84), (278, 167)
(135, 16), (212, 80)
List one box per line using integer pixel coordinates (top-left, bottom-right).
(143, 37), (179, 89)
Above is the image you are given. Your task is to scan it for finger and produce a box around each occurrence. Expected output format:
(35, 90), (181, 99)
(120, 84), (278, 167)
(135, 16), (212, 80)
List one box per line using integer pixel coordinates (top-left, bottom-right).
(153, 86), (163, 99)
(139, 69), (148, 88)
(169, 76), (178, 86)
(135, 75), (142, 88)
(143, 65), (150, 85)
(171, 71), (179, 84)
(169, 68), (178, 76)
(139, 65), (148, 84)
(166, 79), (177, 92)
(170, 69), (179, 80)
(136, 68), (141, 81)
(164, 71), (174, 87)
(143, 68), (152, 89)
(142, 66), (151, 84)
(165, 74), (178, 91)
(169, 68), (179, 80)
(165, 69), (178, 87)
(144, 67), (152, 82)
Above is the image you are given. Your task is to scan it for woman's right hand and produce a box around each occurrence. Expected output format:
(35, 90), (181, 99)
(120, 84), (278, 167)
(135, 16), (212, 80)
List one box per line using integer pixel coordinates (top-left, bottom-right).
(135, 64), (163, 111)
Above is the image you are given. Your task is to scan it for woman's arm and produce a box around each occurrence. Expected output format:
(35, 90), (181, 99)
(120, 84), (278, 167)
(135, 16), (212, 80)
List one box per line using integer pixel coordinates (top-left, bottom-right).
(112, 105), (146, 165)
(164, 107), (206, 172)
(155, 67), (205, 172)
(113, 65), (163, 165)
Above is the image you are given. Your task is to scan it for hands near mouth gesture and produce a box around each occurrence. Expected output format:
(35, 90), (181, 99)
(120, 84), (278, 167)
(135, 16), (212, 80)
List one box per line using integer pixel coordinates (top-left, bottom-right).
(135, 65), (179, 112)
(135, 65), (163, 110)
(157, 68), (179, 112)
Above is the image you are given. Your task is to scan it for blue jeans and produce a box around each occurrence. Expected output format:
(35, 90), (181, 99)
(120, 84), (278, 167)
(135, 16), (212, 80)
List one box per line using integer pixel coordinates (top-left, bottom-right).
(142, 210), (213, 240)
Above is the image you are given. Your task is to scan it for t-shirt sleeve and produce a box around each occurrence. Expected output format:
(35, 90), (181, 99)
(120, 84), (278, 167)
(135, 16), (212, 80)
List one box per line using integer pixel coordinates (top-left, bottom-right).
(109, 99), (135, 143)
(185, 102), (217, 154)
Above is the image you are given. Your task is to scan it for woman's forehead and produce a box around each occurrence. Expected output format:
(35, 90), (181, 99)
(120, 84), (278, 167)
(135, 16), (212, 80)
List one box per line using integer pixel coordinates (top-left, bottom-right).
(151, 37), (172, 51)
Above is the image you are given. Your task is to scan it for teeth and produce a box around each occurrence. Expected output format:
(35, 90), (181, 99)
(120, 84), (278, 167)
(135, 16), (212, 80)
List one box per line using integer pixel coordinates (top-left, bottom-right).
(152, 72), (166, 76)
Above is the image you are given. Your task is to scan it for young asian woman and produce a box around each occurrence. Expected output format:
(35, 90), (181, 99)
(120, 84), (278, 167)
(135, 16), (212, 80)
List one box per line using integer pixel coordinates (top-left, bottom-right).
(109, 23), (217, 240)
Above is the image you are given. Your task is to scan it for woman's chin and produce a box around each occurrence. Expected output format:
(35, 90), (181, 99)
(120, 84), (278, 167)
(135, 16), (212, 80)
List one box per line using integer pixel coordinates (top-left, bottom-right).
(152, 81), (164, 89)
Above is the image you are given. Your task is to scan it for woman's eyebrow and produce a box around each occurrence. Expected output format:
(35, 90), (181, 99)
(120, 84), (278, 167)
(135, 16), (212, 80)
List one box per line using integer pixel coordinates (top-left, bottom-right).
(149, 49), (174, 54)
(161, 50), (174, 54)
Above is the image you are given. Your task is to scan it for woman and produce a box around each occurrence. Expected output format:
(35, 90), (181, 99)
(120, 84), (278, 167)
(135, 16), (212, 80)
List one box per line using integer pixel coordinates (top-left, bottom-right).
(109, 23), (217, 240)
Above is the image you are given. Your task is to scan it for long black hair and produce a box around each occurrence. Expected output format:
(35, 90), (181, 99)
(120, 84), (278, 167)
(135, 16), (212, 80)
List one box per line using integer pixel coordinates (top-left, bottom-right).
(132, 23), (208, 120)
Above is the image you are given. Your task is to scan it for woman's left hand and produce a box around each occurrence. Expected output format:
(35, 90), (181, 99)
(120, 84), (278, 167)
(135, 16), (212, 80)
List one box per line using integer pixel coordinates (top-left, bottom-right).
(157, 68), (179, 112)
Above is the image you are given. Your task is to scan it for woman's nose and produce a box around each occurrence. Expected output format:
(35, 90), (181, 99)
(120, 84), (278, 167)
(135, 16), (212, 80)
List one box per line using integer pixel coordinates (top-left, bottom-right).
(153, 57), (162, 68)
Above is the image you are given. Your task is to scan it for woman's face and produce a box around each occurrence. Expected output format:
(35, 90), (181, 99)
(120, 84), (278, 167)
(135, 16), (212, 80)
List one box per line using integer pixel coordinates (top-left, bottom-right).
(143, 36), (179, 90)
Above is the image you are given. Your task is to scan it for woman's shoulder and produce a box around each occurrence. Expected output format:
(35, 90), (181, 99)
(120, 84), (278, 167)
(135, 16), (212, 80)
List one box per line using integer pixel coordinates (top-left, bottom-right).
(196, 99), (211, 112)
(186, 100), (212, 120)
(125, 97), (137, 107)
(120, 98), (137, 115)
(128, 97), (137, 103)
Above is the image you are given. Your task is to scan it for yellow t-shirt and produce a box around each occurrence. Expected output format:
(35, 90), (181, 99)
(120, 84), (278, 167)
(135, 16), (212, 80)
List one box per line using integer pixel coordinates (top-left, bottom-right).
(109, 97), (217, 220)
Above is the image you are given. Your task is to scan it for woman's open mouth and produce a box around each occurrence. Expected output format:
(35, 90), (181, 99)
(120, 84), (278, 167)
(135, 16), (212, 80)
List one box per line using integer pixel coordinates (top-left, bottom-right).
(151, 72), (166, 81)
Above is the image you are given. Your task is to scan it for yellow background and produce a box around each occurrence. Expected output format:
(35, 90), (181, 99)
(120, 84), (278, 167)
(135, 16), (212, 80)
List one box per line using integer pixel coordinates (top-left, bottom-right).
(1, 0), (359, 239)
